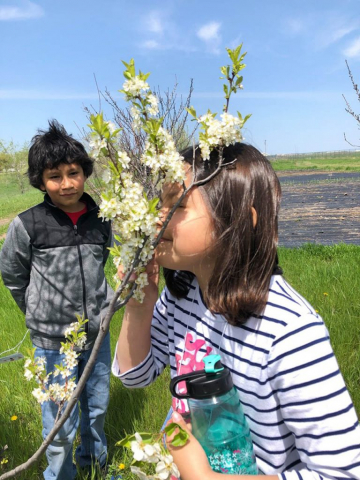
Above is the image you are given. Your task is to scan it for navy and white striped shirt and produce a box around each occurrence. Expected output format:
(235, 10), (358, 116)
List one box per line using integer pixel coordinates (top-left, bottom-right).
(113, 275), (360, 480)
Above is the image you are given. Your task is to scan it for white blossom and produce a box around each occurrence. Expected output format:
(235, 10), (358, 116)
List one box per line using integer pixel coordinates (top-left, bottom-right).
(130, 466), (153, 480)
(64, 322), (79, 339)
(117, 151), (131, 169)
(131, 433), (161, 463)
(147, 93), (159, 116)
(155, 454), (180, 480)
(64, 350), (78, 370)
(102, 169), (112, 184)
(75, 335), (87, 349)
(131, 106), (142, 131)
(89, 137), (107, 158)
(32, 387), (50, 404)
(123, 77), (150, 96)
(107, 121), (117, 134)
(35, 356), (47, 375)
(24, 368), (34, 381)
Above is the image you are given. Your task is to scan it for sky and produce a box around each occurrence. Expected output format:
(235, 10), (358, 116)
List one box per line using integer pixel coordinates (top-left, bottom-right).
(1, 0), (360, 155)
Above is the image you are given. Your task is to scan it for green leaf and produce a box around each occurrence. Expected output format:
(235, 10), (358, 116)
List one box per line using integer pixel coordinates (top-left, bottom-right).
(185, 106), (197, 119)
(170, 429), (189, 447)
(163, 422), (178, 436)
(243, 113), (252, 124)
(148, 197), (160, 213)
(220, 66), (228, 76)
(116, 433), (136, 448)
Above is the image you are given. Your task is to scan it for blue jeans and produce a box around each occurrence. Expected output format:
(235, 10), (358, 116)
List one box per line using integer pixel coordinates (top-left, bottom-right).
(34, 333), (111, 480)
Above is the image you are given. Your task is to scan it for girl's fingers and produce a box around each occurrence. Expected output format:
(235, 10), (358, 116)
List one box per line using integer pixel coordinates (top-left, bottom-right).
(117, 265), (137, 282)
(117, 257), (159, 283)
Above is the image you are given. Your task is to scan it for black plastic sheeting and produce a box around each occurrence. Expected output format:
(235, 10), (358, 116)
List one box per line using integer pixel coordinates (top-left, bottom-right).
(278, 173), (360, 247)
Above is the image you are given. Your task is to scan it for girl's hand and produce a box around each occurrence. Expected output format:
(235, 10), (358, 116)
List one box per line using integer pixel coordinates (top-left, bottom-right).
(166, 411), (215, 480)
(117, 256), (159, 309)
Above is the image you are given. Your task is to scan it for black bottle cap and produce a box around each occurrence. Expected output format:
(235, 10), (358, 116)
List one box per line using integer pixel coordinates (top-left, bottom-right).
(170, 366), (234, 400)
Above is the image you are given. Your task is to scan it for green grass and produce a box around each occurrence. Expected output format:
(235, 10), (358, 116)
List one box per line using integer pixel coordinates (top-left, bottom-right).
(270, 155), (360, 172)
(0, 243), (359, 478)
(0, 174), (42, 236)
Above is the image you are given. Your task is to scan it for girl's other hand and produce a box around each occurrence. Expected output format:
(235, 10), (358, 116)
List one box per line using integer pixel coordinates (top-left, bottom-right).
(166, 411), (215, 480)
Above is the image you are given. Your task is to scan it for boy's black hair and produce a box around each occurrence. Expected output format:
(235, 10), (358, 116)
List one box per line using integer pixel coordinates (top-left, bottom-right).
(27, 120), (94, 190)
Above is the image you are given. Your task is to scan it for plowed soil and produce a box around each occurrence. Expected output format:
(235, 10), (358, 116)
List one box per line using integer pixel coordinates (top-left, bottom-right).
(278, 172), (360, 247)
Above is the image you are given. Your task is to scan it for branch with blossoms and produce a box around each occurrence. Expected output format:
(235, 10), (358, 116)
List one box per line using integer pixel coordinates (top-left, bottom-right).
(23, 315), (88, 421)
(0, 44), (250, 480)
(115, 426), (188, 480)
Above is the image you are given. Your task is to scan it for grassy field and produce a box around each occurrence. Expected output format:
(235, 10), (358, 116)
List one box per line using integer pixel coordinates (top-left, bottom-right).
(270, 155), (360, 172)
(0, 174), (42, 236)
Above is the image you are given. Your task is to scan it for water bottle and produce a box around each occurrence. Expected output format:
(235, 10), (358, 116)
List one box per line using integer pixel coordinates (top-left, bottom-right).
(170, 354), (258, 475)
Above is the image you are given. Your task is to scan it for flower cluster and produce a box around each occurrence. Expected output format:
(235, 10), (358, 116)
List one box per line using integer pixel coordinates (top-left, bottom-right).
(118, 431), (183, 480)
(24, 315), (88, 405)
(197, 112), (244, 160)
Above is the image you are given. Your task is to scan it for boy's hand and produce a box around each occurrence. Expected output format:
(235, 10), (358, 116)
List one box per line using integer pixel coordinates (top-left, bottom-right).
(166, 412), (216, 480)
(117, 257), (159, 309)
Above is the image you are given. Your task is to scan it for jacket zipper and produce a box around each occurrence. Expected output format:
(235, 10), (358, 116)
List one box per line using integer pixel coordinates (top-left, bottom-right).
(74, 224), (89, 335)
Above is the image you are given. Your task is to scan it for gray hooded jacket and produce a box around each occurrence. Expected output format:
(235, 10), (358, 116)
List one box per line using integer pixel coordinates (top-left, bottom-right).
(0, 192), (114, 350)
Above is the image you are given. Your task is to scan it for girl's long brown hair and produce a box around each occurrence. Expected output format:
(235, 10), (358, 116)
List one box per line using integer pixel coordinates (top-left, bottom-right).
(164, 142), (282, 326)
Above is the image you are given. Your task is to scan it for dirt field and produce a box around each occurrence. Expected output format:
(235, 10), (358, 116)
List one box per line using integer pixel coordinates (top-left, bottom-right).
(278, 173), (360, 247)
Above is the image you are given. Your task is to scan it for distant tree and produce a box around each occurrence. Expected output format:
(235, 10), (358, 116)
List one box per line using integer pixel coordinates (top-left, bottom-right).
(82, 79), (197, 201)
(0, 141), (29, 193)
(0, 151), (11, 172)
(343, 60), (360, 147)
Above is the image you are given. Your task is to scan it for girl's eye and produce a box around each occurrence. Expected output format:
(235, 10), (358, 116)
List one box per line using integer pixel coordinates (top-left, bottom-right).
(50, 175), (60, 179)
(70, 171), (79, 176)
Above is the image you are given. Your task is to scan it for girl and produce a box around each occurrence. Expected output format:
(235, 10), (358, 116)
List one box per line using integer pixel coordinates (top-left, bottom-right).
(113, 142), (360, 480)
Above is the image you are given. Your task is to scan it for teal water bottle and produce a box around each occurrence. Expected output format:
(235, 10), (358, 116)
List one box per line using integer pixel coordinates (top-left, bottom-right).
(170, 354), (258, 475)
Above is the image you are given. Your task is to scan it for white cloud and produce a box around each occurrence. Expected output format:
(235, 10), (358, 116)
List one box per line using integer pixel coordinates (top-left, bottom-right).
(142, 40), (160, 49)
(197, 21), (221, 54)
(317, 25), (357, 49)
(0, 0), (44, 21)
(286, 19), (304, 35)
(283, 13), (359, 50)
(197, 21), (221, 41)
(146, 11), (163, 34)
(343, 37), (360, 58)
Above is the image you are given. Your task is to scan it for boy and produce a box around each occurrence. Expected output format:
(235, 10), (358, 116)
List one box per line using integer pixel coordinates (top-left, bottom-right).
(0, 120), (114, 480)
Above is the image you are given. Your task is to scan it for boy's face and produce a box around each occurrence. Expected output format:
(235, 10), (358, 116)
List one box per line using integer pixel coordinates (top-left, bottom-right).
(41, 162), (86, 212)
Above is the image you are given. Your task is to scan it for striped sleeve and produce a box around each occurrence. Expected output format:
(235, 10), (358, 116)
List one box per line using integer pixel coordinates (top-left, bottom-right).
(112, 287), (171, 387)
(268, 313), (360, 480)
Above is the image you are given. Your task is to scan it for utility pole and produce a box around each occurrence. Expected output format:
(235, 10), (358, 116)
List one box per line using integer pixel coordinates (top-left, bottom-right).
(264, 140), (267, 155)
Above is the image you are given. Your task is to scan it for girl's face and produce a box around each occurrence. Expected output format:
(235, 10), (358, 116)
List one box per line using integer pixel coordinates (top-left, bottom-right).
(155, 170), (216, 283)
